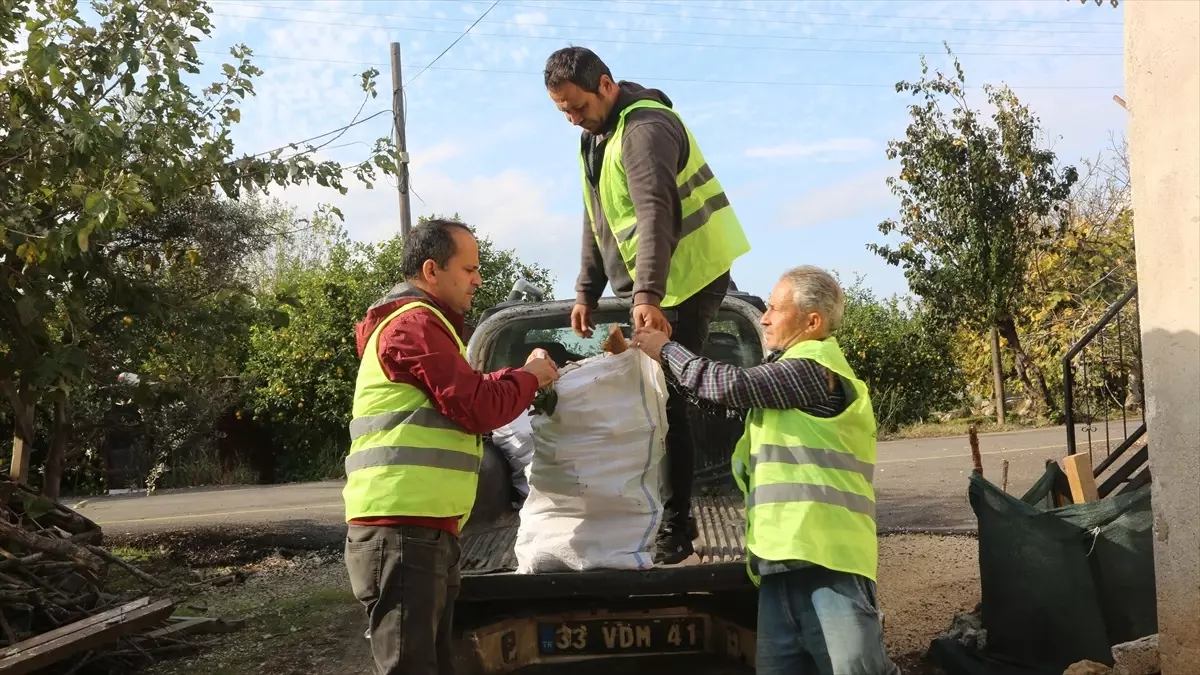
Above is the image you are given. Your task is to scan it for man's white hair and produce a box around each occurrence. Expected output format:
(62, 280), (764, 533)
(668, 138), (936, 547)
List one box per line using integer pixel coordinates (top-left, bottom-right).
(779, 265), (845, 332)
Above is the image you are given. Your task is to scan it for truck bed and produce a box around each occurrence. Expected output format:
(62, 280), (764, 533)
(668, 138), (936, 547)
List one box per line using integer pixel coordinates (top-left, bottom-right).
(458, 495), (752, 601)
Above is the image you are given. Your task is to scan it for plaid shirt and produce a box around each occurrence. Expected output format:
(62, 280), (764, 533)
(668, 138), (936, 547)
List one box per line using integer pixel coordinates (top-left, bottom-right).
(660, 339), (850, 576)
(660, 342), (847, 417)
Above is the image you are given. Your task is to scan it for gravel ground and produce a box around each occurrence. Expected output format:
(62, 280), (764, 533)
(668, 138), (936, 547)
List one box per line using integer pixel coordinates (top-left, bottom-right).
(878, 535), (980, 675)
(117, 531), (978, 675)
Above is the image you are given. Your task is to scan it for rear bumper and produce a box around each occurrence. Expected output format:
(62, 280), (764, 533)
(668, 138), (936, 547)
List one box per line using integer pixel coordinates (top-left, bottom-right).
(460, 561), (753, 602)
(455, 601), (758, 674)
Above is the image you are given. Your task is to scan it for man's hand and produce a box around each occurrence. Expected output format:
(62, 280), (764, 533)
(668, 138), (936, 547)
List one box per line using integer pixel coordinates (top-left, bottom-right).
(631, 327), (671, 363)
(525, 347), (551, 364)
(571, 303), (595, 338)
(633, 304), (672, 337)
(522, 350), (560, 388)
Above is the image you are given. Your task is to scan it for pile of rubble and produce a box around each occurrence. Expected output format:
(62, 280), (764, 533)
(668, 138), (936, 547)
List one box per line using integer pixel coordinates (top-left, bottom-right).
(0, 475), (235, 674)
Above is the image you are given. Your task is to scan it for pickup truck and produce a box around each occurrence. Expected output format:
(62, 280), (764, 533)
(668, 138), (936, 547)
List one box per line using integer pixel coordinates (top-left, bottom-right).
(450, 282), (767, 674)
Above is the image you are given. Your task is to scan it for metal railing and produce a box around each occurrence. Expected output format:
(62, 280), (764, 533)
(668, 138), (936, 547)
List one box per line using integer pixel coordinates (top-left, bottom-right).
(1062, 284), (1150, 497)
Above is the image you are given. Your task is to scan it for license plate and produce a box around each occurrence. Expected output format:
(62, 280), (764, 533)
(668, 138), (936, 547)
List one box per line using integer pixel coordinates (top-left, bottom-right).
(537, 616), (706, 655)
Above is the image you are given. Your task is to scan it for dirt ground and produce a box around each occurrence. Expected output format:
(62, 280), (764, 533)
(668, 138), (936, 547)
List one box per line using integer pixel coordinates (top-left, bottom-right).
(110, 529), (977, 675)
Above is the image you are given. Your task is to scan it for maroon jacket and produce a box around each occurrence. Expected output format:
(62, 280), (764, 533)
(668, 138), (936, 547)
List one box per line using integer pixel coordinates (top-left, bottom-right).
(348, 283), (539, 535)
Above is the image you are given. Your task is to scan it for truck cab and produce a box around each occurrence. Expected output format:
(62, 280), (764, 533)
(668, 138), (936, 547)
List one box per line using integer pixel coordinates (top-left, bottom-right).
(450, 285), (767, 674)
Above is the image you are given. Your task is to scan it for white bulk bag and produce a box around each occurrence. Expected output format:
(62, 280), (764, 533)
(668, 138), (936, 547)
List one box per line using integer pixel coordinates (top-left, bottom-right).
(514, 348), (669, 573)
(491, 412), (535, 506)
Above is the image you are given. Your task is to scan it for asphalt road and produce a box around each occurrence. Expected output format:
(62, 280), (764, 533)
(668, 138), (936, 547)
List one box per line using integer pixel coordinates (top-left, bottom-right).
(76, 424), (1098, 540)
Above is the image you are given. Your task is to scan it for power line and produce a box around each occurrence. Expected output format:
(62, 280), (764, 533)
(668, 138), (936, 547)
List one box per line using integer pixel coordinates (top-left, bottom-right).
(195, 50), (1123, 91)
(404, 0), (501, 87)
(208, 12), (1123, 57)
(209, 1), (1118, 51)
(252, 0), (1123, 34)
(498, 0), (1123, 35)
(247, 108), (390, 159)
(503, 0), (1124, 27)
(411, 64), (1123, 90)
(444, 0), (1123, 27)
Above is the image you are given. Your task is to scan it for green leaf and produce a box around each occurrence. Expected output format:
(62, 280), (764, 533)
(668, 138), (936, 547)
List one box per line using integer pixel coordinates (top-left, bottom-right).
(77, 227), (90, 253)
(27, 44), (51, 77)
(84, 191), (111, 224)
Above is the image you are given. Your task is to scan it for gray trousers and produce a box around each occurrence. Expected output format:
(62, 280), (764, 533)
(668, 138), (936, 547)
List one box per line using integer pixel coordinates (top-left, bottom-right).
(344, 525), (461, 675)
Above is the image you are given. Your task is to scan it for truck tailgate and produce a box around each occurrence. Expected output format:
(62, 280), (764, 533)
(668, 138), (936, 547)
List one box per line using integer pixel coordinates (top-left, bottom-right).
(458, 495), (752, 600)
(461, 494), (746, 574)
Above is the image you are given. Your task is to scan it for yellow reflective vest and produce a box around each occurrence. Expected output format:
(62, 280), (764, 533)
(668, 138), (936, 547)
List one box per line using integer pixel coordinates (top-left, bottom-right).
(732, 336), (879, 585)
(580, 99), (751, 308)
(342, 301), (482, 529)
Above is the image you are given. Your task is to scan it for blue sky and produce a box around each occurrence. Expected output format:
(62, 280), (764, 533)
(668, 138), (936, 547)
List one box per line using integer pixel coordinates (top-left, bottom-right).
(198, 0), (1127, 302)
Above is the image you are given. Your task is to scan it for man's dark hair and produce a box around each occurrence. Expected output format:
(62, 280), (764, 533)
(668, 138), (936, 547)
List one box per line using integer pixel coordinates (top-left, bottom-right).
(544, 46), (612, 93)
(402, 218), (473, 281)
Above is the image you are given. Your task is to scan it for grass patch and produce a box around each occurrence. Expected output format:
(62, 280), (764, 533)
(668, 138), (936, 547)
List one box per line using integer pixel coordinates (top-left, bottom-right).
(147, 567), (362, 675)
(107, 545), (158, 564)
(102, 545), (200, 592)
(256, 587), (356, 636)
(881, 418), (1050, 441)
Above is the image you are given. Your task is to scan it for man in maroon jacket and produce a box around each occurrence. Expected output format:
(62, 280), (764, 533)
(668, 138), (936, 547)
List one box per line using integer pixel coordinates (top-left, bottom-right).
(344, 218), (558, 675)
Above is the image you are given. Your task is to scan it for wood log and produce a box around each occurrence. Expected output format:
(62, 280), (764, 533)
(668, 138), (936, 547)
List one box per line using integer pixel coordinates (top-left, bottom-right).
(84, 546), (164, 588)
(602, 323), (629, 355)
(0, 476), (99, 536)
(968, 425), (984, 476)
(0, 520), (103, 578)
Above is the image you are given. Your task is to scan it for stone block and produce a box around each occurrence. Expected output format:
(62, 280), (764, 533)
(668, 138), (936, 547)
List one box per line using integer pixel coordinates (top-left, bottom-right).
(1112, 633), (1160, 675)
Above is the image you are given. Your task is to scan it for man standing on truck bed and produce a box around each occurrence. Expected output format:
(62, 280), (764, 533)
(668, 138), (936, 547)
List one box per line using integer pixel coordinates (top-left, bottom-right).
(631, 266), (899, 675)
(342, 218), (559, 675)
(544, 46), (752, 565)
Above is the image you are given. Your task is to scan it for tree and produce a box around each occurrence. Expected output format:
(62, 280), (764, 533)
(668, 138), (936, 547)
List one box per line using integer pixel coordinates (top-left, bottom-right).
(417, 214), (555, 325)
(64, 197), (289, 494)
(953, 139), (1138, 423)
(835, 279), (963, 431)
(868, 45), (1078, 419)
(242, 214), (554, 483)
(1, 0), (397, 496)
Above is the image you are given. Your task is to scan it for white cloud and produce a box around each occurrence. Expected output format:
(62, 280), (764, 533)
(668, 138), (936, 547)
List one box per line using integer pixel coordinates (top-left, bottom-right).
(194, 0), (1125, 306)
(745, 137), (877, 161)
(777, 169), (895, 229)
(269, 143), (578, 296)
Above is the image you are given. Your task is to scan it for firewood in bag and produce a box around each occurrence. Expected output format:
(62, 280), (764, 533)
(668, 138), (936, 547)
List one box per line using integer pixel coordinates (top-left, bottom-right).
(514, 348), (668, 572)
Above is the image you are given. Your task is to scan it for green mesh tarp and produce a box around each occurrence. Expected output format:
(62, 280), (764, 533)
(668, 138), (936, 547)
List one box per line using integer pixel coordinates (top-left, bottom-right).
(930, 463), (1157, 675)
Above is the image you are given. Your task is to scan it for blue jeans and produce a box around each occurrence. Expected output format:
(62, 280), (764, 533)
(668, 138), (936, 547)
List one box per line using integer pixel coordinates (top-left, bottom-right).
(757, 565), (901, 675)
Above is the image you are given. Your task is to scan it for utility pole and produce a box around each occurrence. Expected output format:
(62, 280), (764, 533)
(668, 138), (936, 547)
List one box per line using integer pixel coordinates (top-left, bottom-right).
(390, 42), (412, 242)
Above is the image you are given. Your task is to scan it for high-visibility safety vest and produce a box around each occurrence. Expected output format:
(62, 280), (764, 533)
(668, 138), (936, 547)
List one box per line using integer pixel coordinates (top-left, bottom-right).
(732, 336), (879, 586)
(342, 301), (483, 529)
(580, 99), (751, 308)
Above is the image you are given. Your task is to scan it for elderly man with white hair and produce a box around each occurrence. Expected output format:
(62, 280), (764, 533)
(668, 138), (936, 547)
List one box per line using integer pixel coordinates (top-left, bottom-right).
(632, 265), (899, 675)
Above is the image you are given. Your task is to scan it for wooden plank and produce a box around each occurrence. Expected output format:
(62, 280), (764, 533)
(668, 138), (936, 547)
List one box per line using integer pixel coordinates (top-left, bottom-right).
(141, 617), (244, 641)
(969, 425), (984, 475)
(7, 433), (29, 486)
(1062, 453), (1100, 503)
(0, 599), (155, 657)
(0, 597), (174, 675)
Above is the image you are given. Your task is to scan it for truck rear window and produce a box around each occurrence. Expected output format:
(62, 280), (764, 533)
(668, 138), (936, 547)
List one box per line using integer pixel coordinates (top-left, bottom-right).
(483, 308), (764, 372)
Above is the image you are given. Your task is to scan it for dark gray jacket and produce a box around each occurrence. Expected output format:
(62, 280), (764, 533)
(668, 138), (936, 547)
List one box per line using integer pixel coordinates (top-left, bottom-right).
(577, 81), (690, 309)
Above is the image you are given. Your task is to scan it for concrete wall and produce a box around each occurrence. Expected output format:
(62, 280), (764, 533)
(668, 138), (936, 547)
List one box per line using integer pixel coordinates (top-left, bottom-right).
(1125, 2), (1200, 672)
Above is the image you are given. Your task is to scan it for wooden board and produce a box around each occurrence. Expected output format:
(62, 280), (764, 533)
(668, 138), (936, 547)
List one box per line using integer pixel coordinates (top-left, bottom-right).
(0, 597), (175, 674)
(1062, 453), (1100, 503)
